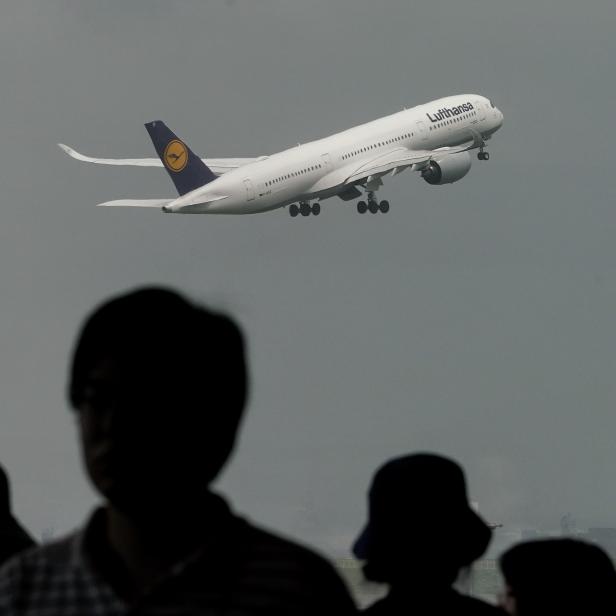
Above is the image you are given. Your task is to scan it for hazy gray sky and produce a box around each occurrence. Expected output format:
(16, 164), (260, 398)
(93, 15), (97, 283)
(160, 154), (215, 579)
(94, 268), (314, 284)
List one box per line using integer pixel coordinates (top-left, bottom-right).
(1, 0), (616, 554)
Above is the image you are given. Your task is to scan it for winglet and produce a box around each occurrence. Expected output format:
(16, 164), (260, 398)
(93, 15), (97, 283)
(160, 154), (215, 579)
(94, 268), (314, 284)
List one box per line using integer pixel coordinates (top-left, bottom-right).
(58, 143), (163, 167)
(58, 143), (92, 162)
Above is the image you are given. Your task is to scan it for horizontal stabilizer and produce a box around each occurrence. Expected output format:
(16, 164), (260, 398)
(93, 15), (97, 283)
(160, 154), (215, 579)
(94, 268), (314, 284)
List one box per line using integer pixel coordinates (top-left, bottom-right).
(97, 198), (172, 208)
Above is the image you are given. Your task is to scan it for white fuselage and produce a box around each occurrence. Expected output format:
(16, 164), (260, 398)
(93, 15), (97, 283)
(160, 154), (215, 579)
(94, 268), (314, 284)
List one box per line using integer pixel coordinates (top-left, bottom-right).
(167, 94), (503, 214)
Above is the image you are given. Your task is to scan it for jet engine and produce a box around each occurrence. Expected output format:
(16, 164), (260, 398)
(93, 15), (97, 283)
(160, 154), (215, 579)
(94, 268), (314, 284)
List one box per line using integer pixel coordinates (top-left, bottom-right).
(422, 151), (472, 185)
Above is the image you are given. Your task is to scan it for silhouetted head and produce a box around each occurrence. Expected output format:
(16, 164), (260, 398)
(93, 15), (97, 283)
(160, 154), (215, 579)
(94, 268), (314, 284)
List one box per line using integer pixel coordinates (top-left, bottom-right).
(353, 453), (491, 586)
(500, 539), (616, 615)
(0, 465), (10, 516)
(68, 287), (248, 516)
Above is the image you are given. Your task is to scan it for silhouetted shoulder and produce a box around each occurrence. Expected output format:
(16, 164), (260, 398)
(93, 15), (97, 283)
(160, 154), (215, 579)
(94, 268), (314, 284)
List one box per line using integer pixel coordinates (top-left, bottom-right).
(0, 519), (357, 616)
(232, 520), (357, 614)
(454, 594), (506, 615)
(363, 591), (504, 615)
(0, 465), (36, 567)
(0, 522), (36, 568)
(0, 532), (120, 615)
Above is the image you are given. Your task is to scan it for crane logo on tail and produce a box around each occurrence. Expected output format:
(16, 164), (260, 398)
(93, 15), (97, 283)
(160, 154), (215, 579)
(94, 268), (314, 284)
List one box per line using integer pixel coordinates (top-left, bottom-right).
(163, 140), (189, 172)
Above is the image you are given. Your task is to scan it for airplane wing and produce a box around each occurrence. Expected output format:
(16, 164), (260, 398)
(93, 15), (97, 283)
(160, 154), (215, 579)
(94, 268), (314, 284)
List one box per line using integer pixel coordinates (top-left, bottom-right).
(344, 140), (479, 185)
(58, 144), (260, 176)
(344, 148), (432, 184)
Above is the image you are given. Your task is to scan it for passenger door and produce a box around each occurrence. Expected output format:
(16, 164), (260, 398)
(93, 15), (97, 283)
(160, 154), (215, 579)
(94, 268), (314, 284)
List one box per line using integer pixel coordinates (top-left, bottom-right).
(243, 178), (255, 202)
(415, 120), (428, 143)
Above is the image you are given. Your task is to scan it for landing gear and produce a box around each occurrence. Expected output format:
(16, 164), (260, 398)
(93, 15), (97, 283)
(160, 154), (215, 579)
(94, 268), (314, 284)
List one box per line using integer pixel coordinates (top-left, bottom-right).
(477, 150), (490, 161)
(289, 201), (320, 217)
(357, 192), (390, 214)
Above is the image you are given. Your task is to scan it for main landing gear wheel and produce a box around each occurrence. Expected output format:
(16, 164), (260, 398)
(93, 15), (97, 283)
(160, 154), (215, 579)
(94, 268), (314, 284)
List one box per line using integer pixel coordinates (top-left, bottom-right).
(290, 202), (320, 217)
(357, 197), (390, 214)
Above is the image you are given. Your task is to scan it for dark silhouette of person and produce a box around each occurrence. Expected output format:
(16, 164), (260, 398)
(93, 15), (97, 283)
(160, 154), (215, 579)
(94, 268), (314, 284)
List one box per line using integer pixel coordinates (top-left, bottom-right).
(0, 287), (356, 615)
(499, 538), (616, 615)
(0, 465), (35, 566)
(353, 453), (505, 615)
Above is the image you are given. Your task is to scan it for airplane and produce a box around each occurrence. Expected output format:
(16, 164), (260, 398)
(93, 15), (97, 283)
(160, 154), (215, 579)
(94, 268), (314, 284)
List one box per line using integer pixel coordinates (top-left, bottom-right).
(59, 94), (503, 217)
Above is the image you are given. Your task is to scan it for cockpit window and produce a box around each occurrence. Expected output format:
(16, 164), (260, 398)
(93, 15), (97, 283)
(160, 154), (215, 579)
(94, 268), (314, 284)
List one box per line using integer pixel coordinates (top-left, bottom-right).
(490, 100), (495, 108)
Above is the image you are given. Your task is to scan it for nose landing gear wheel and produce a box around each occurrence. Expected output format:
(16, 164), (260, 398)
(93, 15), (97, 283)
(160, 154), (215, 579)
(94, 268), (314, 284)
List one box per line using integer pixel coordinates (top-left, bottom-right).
(478, 151), (490, 161)
(357, 201), (368, 214)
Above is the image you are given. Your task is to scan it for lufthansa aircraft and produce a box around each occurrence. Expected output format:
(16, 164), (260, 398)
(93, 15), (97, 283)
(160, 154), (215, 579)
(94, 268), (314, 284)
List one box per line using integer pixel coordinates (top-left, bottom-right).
(59, 94), (503, 217)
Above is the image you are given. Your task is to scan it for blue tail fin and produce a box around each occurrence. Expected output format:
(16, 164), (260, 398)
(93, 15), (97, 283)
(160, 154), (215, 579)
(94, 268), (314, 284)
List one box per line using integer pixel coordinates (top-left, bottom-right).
(145, 121), (217, 196)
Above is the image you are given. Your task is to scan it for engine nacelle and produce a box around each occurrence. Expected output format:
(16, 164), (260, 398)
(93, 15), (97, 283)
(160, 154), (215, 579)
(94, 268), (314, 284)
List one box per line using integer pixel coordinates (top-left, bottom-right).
(422, 151), (472, 185)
